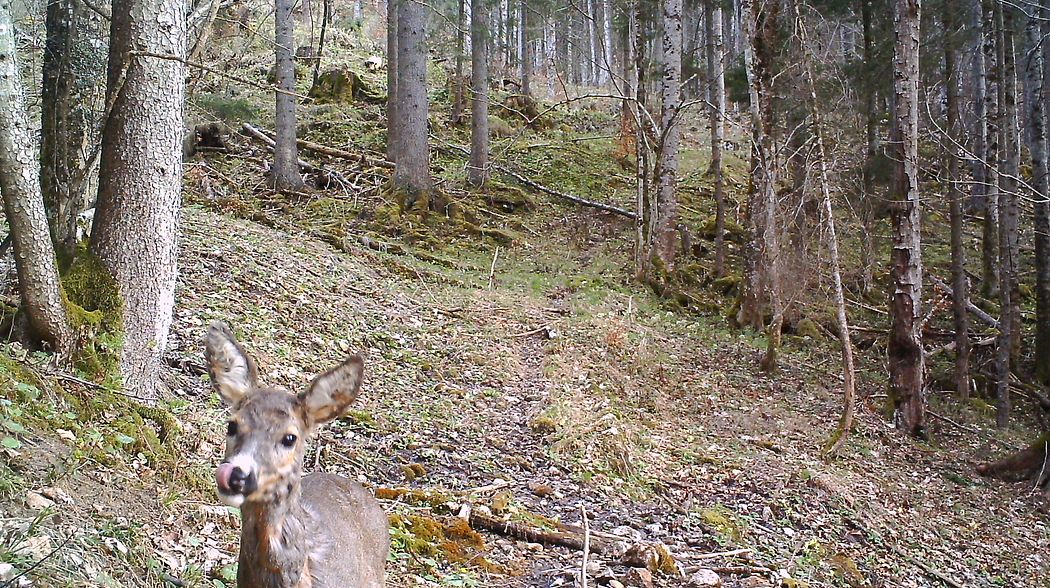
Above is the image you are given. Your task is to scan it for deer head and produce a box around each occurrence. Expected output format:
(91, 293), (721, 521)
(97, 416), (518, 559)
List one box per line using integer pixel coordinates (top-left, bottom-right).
(204, 321), (364, 508)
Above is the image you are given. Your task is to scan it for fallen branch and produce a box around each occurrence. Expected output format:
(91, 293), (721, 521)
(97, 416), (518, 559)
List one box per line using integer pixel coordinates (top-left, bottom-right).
(580, 506), (591, 588)
(438, 140), (637, 220)
(467, 510), (606, 554)
(845, 516), (967, 588)
(929, 275), (999, 328)
(252, 126), (394, 170)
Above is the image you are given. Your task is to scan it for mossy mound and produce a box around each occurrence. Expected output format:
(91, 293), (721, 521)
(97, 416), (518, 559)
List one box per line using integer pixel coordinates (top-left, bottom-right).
(389, 513), (501, 571)
(61, 248), (124, 383)
(489, 115), (515, 138)
(309, 68), (385, 104)
(698, 215), (746, 243)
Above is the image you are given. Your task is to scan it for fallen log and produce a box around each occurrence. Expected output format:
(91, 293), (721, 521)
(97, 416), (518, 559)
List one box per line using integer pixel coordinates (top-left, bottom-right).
(929, 275), (999, 328)
(249, 124), (394, 169)
(438, 140), (638, 220)
(240, 123), (352, 188)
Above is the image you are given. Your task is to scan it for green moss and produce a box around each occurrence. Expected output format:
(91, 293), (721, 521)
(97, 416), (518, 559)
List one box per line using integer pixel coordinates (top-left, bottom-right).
(795, 318), (823, 340)
(700, 506), (743, 542)
(61, 248), (124, 384)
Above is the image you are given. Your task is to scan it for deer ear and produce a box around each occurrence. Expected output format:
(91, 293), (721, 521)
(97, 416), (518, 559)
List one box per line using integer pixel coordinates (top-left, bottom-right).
(204, 322), (259, 405)
(300, 355), (364, 427)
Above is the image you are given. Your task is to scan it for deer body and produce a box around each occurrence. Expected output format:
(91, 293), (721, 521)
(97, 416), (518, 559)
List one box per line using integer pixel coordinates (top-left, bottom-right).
(205, 322), (388, 588)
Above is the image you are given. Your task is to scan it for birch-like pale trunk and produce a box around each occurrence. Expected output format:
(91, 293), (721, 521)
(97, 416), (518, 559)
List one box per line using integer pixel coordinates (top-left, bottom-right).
(793, 5), (855, 456)
(1036, 0), (1050, 385)
(651, 0), (682, 278)
(705, 0), (726, 277)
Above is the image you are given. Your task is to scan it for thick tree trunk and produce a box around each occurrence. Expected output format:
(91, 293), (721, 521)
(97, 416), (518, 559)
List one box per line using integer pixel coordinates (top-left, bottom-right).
(651, 0), (682, 278)
(90, 0), (186, 400)
(520, 0), (530, 96)
(40, 0), (106, 259)
(944, 1), (970, 399)
(706, 0), (726, 277)
(393, 0), (431, 200)
(0, 1), (71, 354)
(452, 0), (466, 125)
(271, 0), (304, 190)
(888, 0), (925, 437)
(1036, 0), (1050, 385)
(468, 0), (489, 187)
(386, 0), (399, 161)
(739, 0), (781, 339)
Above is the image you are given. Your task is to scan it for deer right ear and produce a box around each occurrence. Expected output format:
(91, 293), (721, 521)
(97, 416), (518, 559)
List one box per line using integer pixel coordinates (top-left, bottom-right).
(205, 321), (259, 405)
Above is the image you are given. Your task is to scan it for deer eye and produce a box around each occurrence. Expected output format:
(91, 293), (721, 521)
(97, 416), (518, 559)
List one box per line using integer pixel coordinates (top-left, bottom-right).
(281, 434), (297, 448)
(226, 421), (238, 436)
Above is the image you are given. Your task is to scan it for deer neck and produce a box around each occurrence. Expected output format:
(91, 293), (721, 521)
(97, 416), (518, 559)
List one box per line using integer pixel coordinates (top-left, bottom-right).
(237, 480), (313, 588)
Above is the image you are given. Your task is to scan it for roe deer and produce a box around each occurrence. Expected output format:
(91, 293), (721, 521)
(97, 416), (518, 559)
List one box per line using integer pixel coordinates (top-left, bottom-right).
(205, 322), (388, 588)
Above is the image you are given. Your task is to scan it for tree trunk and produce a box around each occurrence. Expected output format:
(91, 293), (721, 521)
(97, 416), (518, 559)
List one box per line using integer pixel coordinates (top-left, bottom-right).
(651, 0), (682, 279)
(793, 4), (855, 456)
(386, 0), (399, 161)
(739, 0), (781, 340)
(859, 0), (877, 297)
(452, 0), (466, 125)
(1036, 0), (1050, 385)
(994, 2), (1020, 427)
(601, 0), (613, 87)
(980, 0), (1000, 299)
(40, 0), (106, 259)
(520, 0), (531, 96)
(588, 0), (600, 86)
(90, 0), (186, 400)
(632, 0), (650, 278)
(888, 0), (925, 437)
(0, 2), (71, 354)
(706, 0), (726, 278)
(393, 0), (431, 201)
(468, 0), (489, 187)
(272, 0), (304, 190)
(944, 0), (970, 400)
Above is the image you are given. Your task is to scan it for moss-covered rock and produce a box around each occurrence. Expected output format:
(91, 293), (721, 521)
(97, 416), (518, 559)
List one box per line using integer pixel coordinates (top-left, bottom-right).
(309, 69), (385, 104)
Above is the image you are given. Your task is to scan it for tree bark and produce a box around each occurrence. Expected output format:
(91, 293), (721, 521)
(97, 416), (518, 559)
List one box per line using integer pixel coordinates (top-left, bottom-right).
(468, 0), (489, 187)
(601, 0), (613, 87)
(995, 2), (1020, 426)
(519, 0), (531, 96)
(739, 0), (781, 343)
(980, 0), (1000, 299)
(588, 0), (600, 86)
(1036, 0), (1050, 385)
(0, 0), (72, 354)
(453, 0), (466, 124)
(393, 0), (431, 200)
(40, 0), (106, 259)
(386, 0), (399, 161)
(944, 0), (970, 400)
(90, 0), (186, 400)
(706, 0), (726, 278)
(271, 0), (304, 190)
(651, 0), (682, 279)
(888, 0), (925, 437)
(859, 0), (877, 297)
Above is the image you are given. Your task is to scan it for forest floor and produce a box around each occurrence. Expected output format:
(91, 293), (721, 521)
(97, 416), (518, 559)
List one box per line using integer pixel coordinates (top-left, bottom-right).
(1, 20), (1048, 588)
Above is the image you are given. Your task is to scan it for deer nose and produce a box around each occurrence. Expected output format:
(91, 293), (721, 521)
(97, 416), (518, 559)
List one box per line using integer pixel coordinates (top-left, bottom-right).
(216, 462), (257, 496)
(228, 467), (249, 492)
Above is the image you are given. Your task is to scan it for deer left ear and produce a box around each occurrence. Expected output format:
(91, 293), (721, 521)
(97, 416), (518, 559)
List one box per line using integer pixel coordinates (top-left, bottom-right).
(299, 355), (364, 427)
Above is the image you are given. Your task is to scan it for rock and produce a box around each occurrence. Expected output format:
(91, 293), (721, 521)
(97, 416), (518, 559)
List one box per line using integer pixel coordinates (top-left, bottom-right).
(527, 481), (554, 497)
(0, 563), (14, 581)
(739, 577), (773, 588)
(687, 569), (722, 587)
(25, 491), (55, 510)
(623, 568), (654, 588)
(608, 581), (625, 588)
(308, 69), (384, 104)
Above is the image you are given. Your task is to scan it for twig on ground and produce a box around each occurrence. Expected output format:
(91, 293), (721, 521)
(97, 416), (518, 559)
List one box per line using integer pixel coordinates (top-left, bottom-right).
(488, 246), (501, 290)
(580, 505), (591, 588)
(927, 410), (1018, 450)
